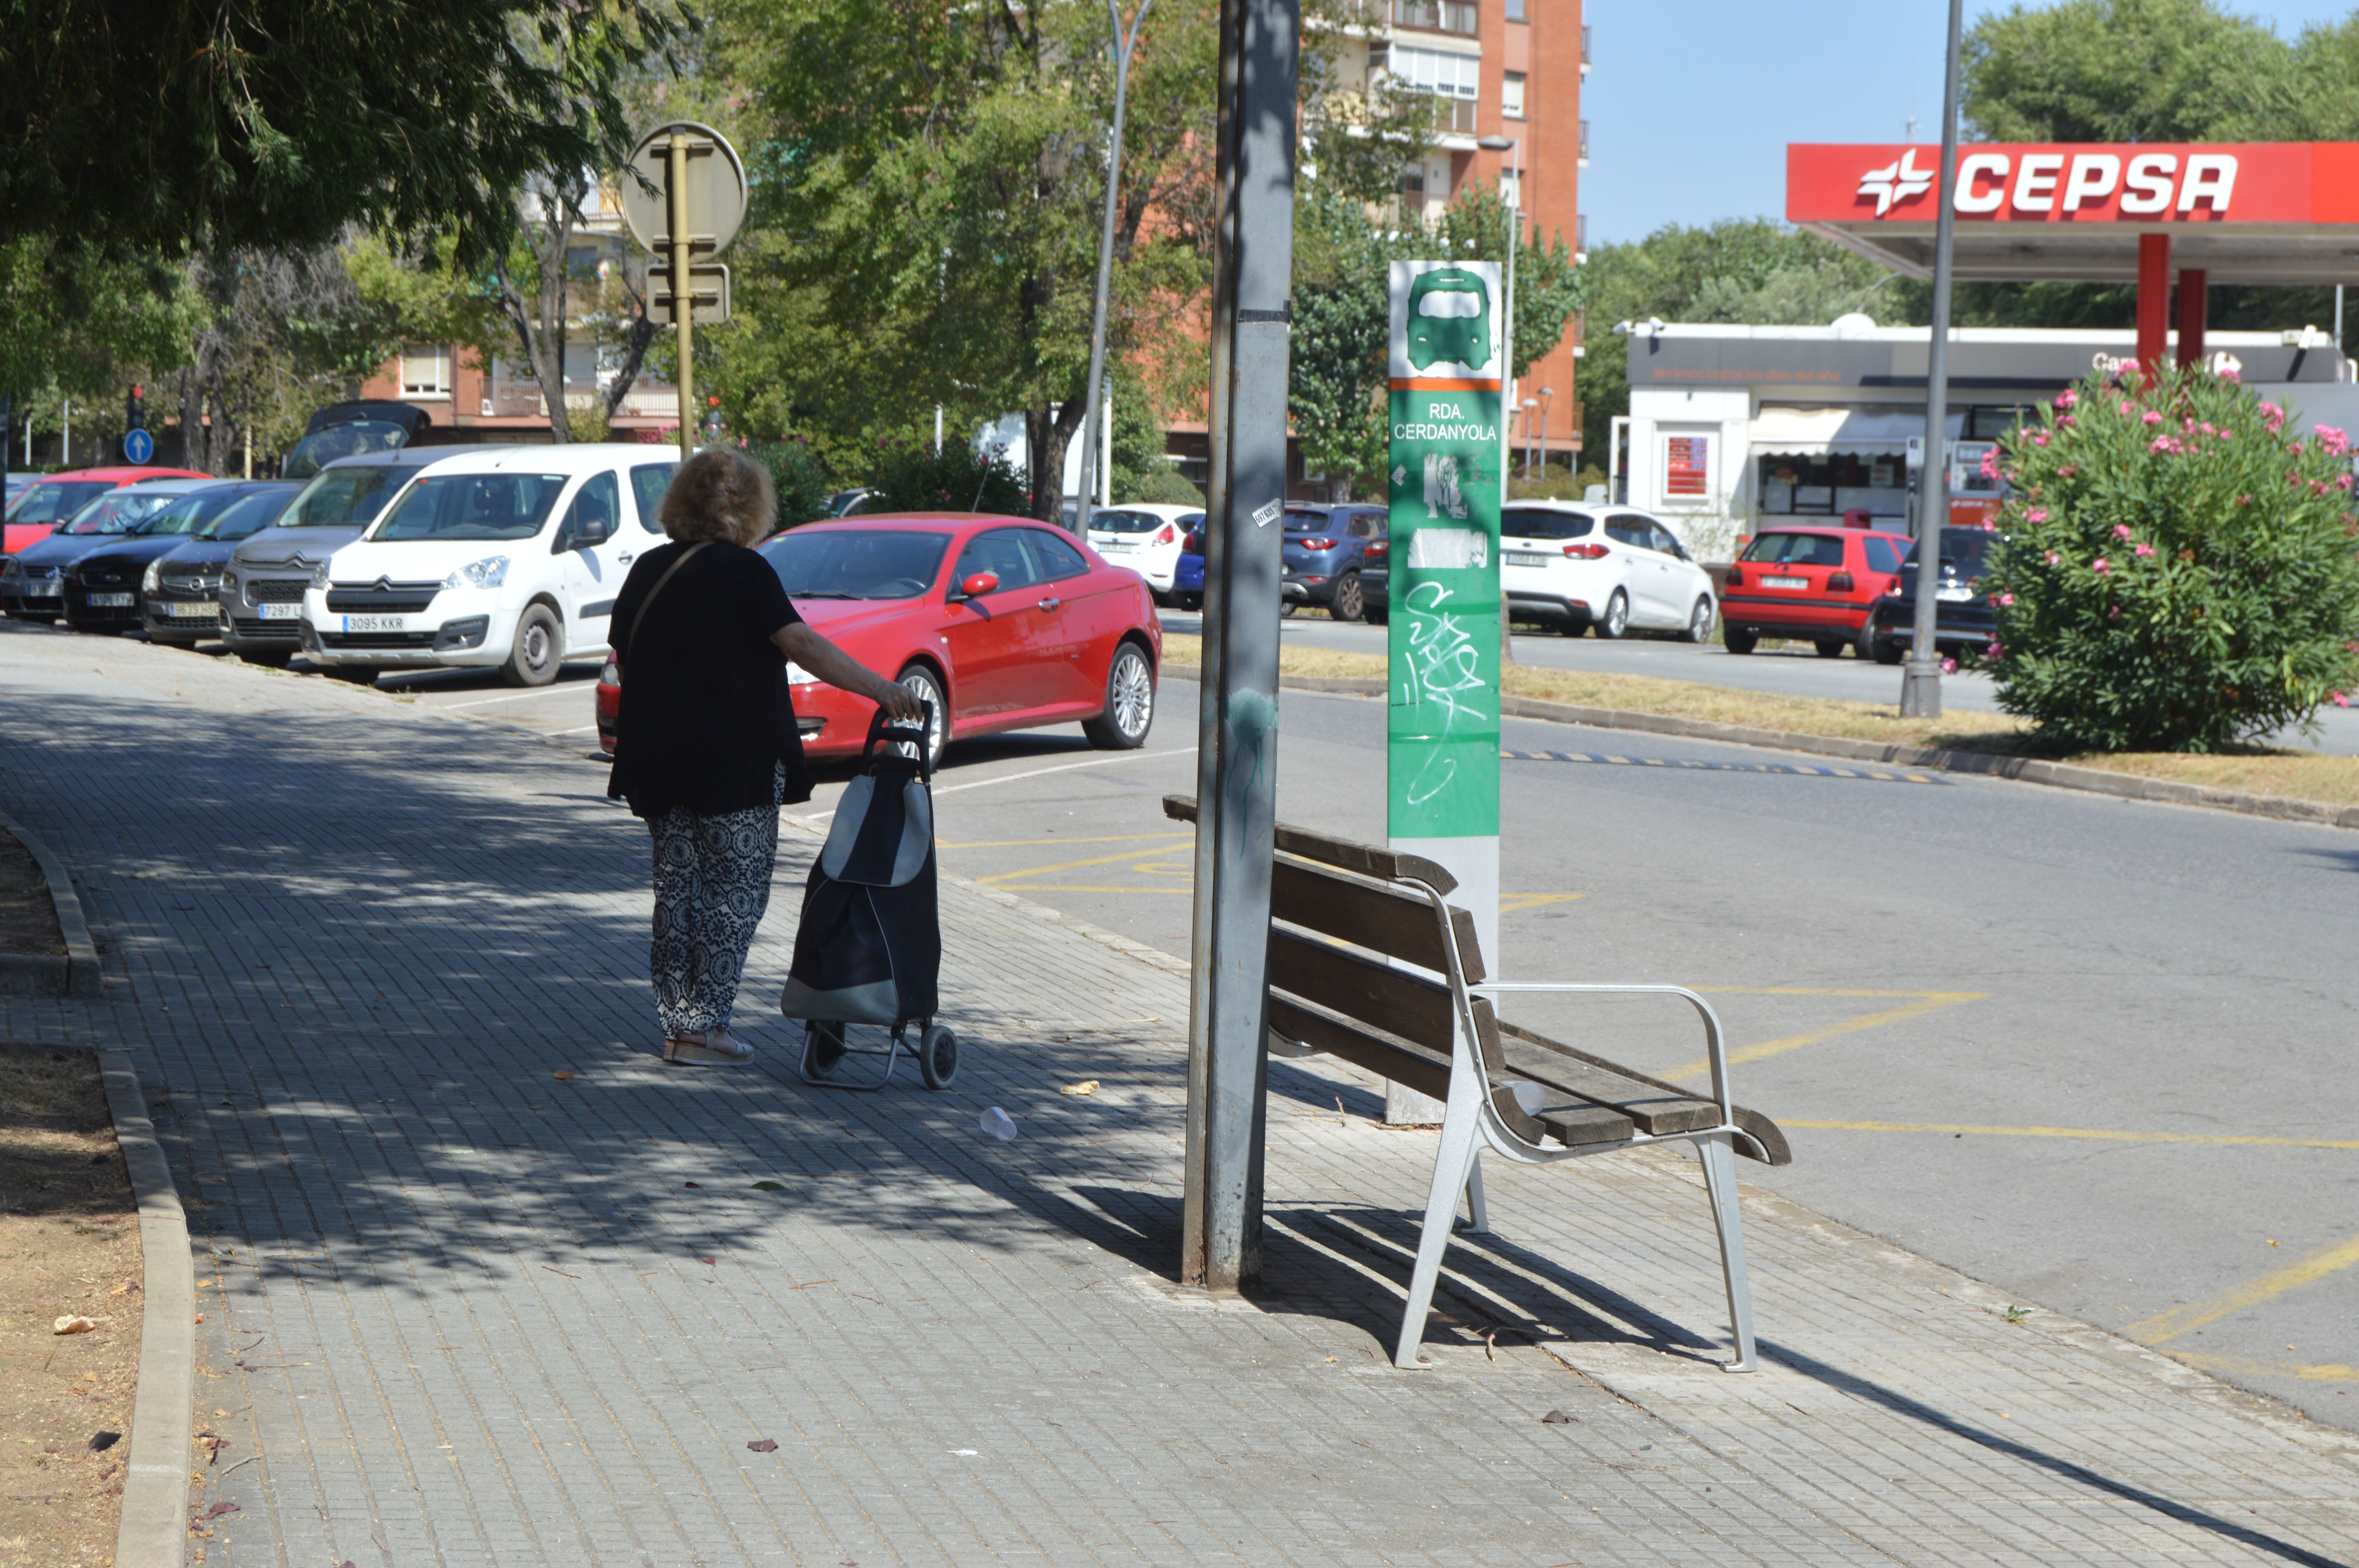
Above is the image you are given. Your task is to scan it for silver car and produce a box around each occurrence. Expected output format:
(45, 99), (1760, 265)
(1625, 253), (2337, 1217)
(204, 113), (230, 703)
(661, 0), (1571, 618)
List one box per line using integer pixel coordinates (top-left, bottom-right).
(219, 447), (509, 665)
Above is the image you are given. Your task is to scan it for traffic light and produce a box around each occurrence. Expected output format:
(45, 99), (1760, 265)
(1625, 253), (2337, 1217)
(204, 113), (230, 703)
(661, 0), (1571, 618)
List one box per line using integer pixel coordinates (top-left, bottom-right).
(126, 385), (145, 430)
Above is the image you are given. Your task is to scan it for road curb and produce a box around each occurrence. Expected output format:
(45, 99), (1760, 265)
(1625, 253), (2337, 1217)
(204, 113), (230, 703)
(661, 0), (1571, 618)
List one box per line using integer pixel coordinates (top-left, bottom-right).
(96, 1047), (195, 1568)
(1184, 668), (2359, 833)
(0, 807), (102, 995)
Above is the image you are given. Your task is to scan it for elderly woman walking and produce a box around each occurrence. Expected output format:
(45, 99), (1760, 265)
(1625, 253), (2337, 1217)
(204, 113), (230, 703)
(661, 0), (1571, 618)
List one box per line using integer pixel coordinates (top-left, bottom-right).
(608, 449), (924, 1064)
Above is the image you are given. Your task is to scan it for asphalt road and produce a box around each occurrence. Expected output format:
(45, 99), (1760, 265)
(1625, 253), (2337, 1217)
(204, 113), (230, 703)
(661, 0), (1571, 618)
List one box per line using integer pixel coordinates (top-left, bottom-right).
(30, 621), (2357, 1426)
(754, 670), (2354, 1432)
(1185, 609), (2359, 755)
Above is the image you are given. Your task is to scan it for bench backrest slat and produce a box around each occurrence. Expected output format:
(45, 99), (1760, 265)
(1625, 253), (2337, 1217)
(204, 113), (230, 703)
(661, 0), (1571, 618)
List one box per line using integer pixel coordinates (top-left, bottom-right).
(1269, 927), (1452, 1050)
(1270, 853), (1487, 987)
(1269, 996), (1453, 1103)
(1163, 795), (1458, 894)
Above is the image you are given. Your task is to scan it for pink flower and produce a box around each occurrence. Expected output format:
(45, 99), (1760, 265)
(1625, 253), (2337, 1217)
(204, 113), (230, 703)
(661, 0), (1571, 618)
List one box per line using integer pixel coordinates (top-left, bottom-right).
(2121, 359), (2141, 374)
(2340, 474), (2354, 492)
(2045, 550), (2062, 565)
(2134, 543), (2155, 557)
(2220, 366), (2241, 382)
(2261, 402), (2283, 421)
(1997, 592), (2016, 607)
(2141, 410), (2164, 426)
(2031, 431), (2049, 446)
(2290, 441), (2306, 456)
(2150, 436), (2180, 454)
(1981, 519), (1997, 531)
(2109, 604), (2123, 620)
(2119, 399), (2135, 416)
(2335, 692), (2351, 708)
(2055, 389), (2078, 410)
(2093, 557), (2111, 573)
(1986, 642), (2005, 661)
(1941, 657), (1959, 674)
(1979, 448), (2001, 480)
(2319, 425), (2350, 454)
(2112, 524), (2132, 539)
(2056, 413), (2077, 428)
(2025, 508), (2050, 523)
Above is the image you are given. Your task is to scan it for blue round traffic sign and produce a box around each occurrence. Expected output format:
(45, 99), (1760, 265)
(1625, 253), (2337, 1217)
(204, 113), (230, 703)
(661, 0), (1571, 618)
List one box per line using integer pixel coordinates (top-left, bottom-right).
(122, 428), (154, 464)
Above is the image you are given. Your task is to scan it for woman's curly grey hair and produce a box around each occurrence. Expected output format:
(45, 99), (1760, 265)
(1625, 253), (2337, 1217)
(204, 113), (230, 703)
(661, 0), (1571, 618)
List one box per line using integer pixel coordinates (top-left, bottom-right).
(659, 448), (776, 546)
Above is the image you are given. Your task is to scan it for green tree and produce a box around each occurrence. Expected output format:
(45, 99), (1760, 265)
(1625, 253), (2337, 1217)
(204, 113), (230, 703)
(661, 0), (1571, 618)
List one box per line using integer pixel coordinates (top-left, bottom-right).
(1963, 0), (2297, 144)
(0, 0), (685, 262)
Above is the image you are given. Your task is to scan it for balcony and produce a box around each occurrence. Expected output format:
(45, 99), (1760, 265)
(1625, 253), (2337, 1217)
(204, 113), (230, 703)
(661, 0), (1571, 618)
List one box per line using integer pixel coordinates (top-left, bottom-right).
(1390, 0), (1477, 35)
(1581, 24), (1592, 71)
(1431, 94), (1479, 135)
(1579, 119), (1590, 165)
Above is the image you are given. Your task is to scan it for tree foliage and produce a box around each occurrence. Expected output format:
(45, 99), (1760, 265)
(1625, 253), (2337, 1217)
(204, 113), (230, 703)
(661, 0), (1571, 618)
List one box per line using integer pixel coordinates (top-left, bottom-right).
(0, 0), (685, 262)
(1980, 367), (2359, 751)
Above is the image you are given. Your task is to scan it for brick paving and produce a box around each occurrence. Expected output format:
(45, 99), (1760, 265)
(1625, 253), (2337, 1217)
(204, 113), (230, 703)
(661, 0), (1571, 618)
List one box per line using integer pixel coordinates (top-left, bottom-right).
(3, 622), (2356, 1567)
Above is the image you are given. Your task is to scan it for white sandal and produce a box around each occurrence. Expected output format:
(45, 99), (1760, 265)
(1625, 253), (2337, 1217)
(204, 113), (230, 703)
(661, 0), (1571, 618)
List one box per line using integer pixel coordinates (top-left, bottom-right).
(664, 1026), (753, 1065)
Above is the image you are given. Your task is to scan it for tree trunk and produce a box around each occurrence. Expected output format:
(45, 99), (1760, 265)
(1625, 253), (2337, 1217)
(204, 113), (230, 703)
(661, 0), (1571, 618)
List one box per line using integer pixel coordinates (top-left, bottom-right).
(1027, 393), (1090, 525)
(602, 276), (659, 421)
(493, 180), (581, 443)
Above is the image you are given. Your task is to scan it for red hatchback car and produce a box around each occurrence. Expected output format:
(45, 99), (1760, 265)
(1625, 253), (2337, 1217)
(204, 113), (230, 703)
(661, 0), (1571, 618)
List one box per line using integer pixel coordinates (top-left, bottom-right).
(1719, 524), (1913, 659)
(598, 514), (1163, 768)
(1, 466), (211, 559)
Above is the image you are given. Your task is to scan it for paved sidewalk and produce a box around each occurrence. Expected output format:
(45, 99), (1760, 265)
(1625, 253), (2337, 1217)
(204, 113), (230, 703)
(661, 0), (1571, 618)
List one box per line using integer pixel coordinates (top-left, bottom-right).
(3, 624), (2356, 1566)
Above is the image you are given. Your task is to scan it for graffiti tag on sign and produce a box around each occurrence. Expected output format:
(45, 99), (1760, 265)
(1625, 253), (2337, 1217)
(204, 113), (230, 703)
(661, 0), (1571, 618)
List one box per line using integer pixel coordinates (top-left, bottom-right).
(1397, 582), (1493, 806)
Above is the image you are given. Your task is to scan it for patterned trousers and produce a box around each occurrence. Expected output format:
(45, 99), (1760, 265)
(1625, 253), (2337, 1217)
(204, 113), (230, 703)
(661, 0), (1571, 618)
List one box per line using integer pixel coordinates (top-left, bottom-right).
(646, 768), (784, 1037)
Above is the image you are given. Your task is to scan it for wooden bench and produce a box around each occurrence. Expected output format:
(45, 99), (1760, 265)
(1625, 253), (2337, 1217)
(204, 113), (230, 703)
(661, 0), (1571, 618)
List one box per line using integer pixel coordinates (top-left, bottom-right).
(1165, 796), (1791, 1370)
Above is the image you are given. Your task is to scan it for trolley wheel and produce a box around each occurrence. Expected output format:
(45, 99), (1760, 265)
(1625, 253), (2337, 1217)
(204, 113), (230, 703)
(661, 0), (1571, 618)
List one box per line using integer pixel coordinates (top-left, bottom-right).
(802, 1021), (847, 1079)
(919, 1024), (959, 1090)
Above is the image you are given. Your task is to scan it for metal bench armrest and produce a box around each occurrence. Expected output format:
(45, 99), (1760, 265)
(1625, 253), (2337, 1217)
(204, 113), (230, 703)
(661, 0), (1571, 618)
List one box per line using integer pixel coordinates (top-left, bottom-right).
(1469, 982), (1738, 1142)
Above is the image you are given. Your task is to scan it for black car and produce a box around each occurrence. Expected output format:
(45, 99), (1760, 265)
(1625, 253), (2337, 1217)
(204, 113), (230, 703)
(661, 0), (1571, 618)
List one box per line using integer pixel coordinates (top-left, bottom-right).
(65, 482), (291, 633)
(1864, 525), (2002, 664)
(139, 484), (300, 645)
(1281, 503), (1387, 622)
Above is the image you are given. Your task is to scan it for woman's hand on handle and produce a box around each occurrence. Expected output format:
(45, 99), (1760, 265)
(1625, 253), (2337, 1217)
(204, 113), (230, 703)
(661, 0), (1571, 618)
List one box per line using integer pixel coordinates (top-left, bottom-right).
(773, 623), (928, 724)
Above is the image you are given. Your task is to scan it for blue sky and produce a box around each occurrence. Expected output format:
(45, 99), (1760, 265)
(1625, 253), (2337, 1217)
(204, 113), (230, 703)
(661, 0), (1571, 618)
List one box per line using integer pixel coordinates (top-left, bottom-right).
(1578, 0), (2359, 246)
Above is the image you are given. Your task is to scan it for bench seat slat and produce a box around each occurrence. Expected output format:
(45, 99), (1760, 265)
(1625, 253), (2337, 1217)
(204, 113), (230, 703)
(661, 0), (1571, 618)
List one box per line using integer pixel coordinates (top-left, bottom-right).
(1496, 1036), (1721, 1136)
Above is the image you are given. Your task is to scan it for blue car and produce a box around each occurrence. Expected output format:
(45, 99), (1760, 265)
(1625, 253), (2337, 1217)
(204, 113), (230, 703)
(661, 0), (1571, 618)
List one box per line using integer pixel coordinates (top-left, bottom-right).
(1281, 503), (1387, 622)
(1172, 524), (1205, 610)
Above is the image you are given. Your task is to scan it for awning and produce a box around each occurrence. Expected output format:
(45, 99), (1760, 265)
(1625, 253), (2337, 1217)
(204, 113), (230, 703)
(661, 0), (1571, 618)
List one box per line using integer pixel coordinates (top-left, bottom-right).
(1749, 406), (1964, 456)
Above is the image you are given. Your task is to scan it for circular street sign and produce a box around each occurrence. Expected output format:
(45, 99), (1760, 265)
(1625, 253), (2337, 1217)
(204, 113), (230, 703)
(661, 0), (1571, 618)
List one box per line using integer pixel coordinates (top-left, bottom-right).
(122, 428), (154, 464)
(620, 122), (748, 259)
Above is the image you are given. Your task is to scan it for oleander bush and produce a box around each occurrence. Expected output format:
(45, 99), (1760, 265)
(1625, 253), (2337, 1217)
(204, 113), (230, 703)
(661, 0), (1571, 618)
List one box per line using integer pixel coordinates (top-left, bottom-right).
(1981, 363), (2359, 752)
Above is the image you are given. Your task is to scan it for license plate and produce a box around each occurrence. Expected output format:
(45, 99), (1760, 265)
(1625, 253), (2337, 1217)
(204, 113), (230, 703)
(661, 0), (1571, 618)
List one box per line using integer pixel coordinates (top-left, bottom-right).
(167, 601), (218, 619)
(86, 592), (133, 607)
(342, 615), (405, 633)
(1505, 552), (1552, 566)
(1098, 541), (1134, 552)
(1937, 586), (1974, 602)
(1761, 575), (1808, 590)
(258, 602), (301, 621)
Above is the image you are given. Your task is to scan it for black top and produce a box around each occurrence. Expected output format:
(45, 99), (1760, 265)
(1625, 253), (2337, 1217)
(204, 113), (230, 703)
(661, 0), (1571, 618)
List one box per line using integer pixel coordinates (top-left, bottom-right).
(607, 541), (805, 818)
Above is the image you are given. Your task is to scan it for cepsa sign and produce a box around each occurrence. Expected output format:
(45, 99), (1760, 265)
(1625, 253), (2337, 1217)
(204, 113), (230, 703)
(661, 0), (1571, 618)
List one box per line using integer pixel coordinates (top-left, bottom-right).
(1787, 143), (2359, 226)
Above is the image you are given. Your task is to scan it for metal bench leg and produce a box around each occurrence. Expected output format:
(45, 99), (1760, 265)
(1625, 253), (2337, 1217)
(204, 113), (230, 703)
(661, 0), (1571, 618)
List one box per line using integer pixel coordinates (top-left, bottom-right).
(1697, 1131), (1758, 1373)
(1394, 1113), (1480, 1368)
(1462, 1152), (1488, 1234)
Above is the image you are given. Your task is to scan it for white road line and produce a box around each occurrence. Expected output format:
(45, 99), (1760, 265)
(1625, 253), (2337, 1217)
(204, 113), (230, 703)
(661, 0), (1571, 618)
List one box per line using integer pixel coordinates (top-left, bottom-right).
(442, 687), (595, 709)
(800, 745), (1197, 821)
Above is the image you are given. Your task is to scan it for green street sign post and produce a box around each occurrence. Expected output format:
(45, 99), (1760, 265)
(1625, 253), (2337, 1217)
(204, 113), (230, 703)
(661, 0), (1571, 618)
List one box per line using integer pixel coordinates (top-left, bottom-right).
(1385, 260), (1502, 1121)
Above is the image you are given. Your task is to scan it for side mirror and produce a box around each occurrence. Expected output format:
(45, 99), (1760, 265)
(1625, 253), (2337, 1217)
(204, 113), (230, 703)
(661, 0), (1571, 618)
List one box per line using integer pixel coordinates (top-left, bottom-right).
(958, 570), (1000, 599)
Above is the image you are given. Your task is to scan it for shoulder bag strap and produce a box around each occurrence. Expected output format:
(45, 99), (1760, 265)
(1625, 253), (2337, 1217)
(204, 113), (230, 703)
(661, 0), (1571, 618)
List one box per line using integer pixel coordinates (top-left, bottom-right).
(623, 541), (709, 655)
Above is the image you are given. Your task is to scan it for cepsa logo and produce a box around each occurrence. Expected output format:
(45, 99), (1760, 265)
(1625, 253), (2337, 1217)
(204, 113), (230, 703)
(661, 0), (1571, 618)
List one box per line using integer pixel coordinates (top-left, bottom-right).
(1785, 143), (2338, 227)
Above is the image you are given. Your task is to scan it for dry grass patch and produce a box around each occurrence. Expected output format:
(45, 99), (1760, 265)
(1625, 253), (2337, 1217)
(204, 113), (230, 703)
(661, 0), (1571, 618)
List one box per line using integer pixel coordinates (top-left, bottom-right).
(0, 1043), (140, 1568)
(1158, 632), (2359, 808)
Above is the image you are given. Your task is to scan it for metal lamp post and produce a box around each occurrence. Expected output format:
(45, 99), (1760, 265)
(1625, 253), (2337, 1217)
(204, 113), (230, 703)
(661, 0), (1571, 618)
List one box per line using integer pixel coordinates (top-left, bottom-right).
(1477, 134), (1521, 506)
(1076, 0), (1156, 530)
(1539, 386), (1552, 479)
(1901, 0), (1965, 719)
(1521, 396), (1538, 475)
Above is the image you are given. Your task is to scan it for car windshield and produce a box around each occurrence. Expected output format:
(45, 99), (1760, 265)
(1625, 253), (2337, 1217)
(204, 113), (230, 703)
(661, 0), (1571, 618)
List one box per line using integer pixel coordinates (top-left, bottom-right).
(282, 420), (411, 481)
(760, 529), (952, 600)
(68, 492), (184, 535)
(1742, 532), (1846, 567)
(1500, 507), (1594, 541)
(275, 465), (413, 530)
(136, 490), (244, 537)
(373, 473), (570, 542)
(199, 489), (296, 541)
(5, 479), (115, 526)
(1092, 511), (1171, 535)
(1898, 530), (1997, 577)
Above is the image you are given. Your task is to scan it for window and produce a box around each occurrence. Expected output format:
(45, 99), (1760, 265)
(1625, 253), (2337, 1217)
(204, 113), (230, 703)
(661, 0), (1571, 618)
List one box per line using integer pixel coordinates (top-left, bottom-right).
(1863, 536), (1903, 575)
(400, 347), (451, 395)
(1505, 0), (1525, 18)
(1500, 506), (1594, 541)
(956, 528), (1038, 592)
(561, 472), (621, 548)
(1502, 72), (1526, 119)
(1026, 530), (1091, 583)
(1385, 45), (1479, 100)
(761, 530), (952, 601)
(373, 473), (570, 542)
(1605, 514), (1654, 549)
(1740, 532), (1848, 567)
(630, 463), (676, 533)
(1648, 523), (1688, 559)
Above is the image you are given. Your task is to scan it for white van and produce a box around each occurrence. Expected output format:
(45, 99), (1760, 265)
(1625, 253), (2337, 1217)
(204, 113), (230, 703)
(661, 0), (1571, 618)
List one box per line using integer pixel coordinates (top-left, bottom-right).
(298, 445), (680, 686)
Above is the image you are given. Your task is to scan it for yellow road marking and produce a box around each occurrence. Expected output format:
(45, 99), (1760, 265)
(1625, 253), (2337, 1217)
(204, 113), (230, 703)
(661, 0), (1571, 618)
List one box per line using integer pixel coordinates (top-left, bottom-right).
(1499, 893), (1587, 914)
(987, 884), (1194, 894)
(1665, 989), (1987, 1081)
(977, 845), (1184, 883)
(2164, 1351), (2359, 1385)
(942, 832), (1191, 849)
(2123, 1235), (2359, 1345)
(1786, 1119), (2359, 1152)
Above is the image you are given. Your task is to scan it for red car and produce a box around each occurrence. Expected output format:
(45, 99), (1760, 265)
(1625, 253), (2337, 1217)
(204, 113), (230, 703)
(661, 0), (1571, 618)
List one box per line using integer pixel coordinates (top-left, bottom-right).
(1, 466), (211, 558)
(597, 513), (1163, 768)
(1719, 524), (1914, 659)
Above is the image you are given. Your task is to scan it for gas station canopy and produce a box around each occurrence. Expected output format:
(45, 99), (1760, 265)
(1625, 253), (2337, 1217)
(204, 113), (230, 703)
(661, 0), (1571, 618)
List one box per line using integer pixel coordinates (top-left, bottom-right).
(1788, 143), (2359, 286)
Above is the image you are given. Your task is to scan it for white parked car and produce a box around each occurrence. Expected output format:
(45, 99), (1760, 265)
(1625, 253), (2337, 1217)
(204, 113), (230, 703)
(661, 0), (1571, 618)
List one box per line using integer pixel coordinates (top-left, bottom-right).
(299, 445), (679, 686)
(1085, 503), (1199, 603)
(1499, 503), (1717, 642)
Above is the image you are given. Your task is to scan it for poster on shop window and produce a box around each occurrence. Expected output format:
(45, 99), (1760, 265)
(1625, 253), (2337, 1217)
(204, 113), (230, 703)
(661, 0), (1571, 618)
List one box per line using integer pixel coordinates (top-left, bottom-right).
(1386, 258), (1502, 843)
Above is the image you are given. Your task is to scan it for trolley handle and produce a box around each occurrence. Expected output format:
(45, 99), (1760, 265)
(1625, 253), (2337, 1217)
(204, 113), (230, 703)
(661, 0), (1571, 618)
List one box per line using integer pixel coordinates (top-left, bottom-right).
(861, 701), (936, 781)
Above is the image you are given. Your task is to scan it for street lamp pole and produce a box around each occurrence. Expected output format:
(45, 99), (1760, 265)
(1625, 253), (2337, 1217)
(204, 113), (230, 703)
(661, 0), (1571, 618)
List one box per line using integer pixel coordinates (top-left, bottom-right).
(1901, 0), (1964, 719)
(1076, 0), (1155, 530)
(1477, 134), (1521, 507)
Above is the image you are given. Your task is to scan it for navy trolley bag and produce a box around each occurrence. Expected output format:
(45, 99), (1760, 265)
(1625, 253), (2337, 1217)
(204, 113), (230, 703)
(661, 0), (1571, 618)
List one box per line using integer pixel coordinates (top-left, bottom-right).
(779, 706), (958, 1090)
